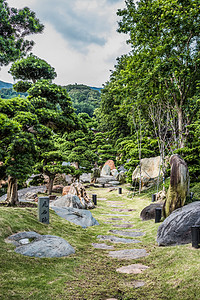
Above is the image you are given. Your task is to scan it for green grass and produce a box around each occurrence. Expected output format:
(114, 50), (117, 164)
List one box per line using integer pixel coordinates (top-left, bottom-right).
(0, 186), (199, 299)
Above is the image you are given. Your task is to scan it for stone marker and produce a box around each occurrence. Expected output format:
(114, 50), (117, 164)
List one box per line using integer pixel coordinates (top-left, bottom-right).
(108, 249), (149, 260)
(116, 264), (149, 274)
(97, 235), (141, 244)
(38, 197), (49, 224)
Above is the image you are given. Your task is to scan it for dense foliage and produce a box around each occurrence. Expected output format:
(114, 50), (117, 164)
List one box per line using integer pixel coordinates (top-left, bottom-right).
(65, 84), (101, 117)
(0, 0), (44, 66)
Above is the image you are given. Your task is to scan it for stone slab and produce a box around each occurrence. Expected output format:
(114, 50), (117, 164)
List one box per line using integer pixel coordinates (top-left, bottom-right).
(92, 243), (114, 250)
(112, 208), (136, 212)
(108, 249), (149, 260)
(102, 214), (130, 217)
(97, 235), (141, 244)
(109, 230), (145, 238)
(112, 224), (133, 228)
(116, 264), (149, 274)
(107, 218), (124, 221)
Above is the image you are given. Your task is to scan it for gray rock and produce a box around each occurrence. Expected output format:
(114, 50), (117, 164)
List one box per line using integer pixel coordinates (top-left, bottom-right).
(96, 176), (116, 185)
(50, 194), (86, 209)
(80, 173), (91, 183)
(140, 203), (164, 221)
(51, 207), (99, 228)
(111, 169), (119, 178)
(108, 181), (120, 186)
(7, 232), (75, 258)
(117, 171), (126, 184)
(109, 230), (145, 238)
(97, 235), (141, 244)
(108, 249), (149, 260)
(7, 231), (41, 246)
(157, 201), (200, 246)
(101, 165), (111, 176)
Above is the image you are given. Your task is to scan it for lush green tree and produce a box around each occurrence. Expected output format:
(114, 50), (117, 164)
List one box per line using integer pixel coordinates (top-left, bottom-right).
(10, 54), (57, 92)
(34, 133), (75, 195)
(0, 0), (44, 66)
(62, 126), (97, 181)
(117, 0), (200, 148)
(27, 80), (77, 133)
(0, 97), (38, 205)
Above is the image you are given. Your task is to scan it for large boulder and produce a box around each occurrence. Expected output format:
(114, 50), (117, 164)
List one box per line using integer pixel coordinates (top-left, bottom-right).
(111, 169), (118, 178)
(157, 201), (200, 246)
(101, 164), (111, 176)
(117, 171), (126, 184)
(104, 160), (116, 170)
(140, 203), (164, 221)
(50, 194), (86, 209)
(163, 154), (189, 217)
(91, 167), (100, 183)
(132, 156), (161, 188)
(80, 173), (91, 183)
(7, 232), (75, 258)
(51, 207), (99, 228)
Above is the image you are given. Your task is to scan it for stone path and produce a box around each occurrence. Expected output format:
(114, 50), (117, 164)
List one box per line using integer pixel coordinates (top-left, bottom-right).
(97, 235), (141, 244)
(91, 189), (150, 298)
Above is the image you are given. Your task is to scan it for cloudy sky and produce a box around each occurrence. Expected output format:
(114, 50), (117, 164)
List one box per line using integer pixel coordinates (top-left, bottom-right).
(1, 0), (130, 87)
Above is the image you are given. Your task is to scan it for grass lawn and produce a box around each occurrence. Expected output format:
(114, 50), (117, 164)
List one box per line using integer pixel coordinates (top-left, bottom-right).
(0, 185), (199, 300)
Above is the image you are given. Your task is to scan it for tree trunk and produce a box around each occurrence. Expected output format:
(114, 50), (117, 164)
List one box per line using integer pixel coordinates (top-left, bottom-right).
(7, 176), (18, 206)
(177, 108), (185, 148)
(48, 176), (55, 195)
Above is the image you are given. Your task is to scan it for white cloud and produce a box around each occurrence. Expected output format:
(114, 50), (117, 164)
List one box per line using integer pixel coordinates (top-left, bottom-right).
(1, 0), (130, 87)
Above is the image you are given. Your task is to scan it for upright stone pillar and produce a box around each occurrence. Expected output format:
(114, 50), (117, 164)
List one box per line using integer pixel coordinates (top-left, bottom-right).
(38, 197), (49, 224)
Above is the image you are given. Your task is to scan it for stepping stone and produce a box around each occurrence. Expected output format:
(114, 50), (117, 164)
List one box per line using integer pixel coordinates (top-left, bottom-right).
(97, 235), (141, 244)
(92, 243), (114, 250)
(106, 298), (118, 300)
(102, 214), (129, 217)
(107, 201), (124, 205)
(116, 264), (149, 274)
(108, 249), (149, 260)
(107, 218), (124, 221)
(112, 208), (136, 212)
(98, 198), (107, 201)
(110, 205), (123, 208)
(125, 281), (146, 288)
(112, 224), (133, 228)
(109, 230), (145, 238)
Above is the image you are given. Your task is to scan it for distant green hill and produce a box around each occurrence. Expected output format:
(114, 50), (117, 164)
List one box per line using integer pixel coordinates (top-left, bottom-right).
(0, 80), (13, 89)
(64, 84), (101, 117)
